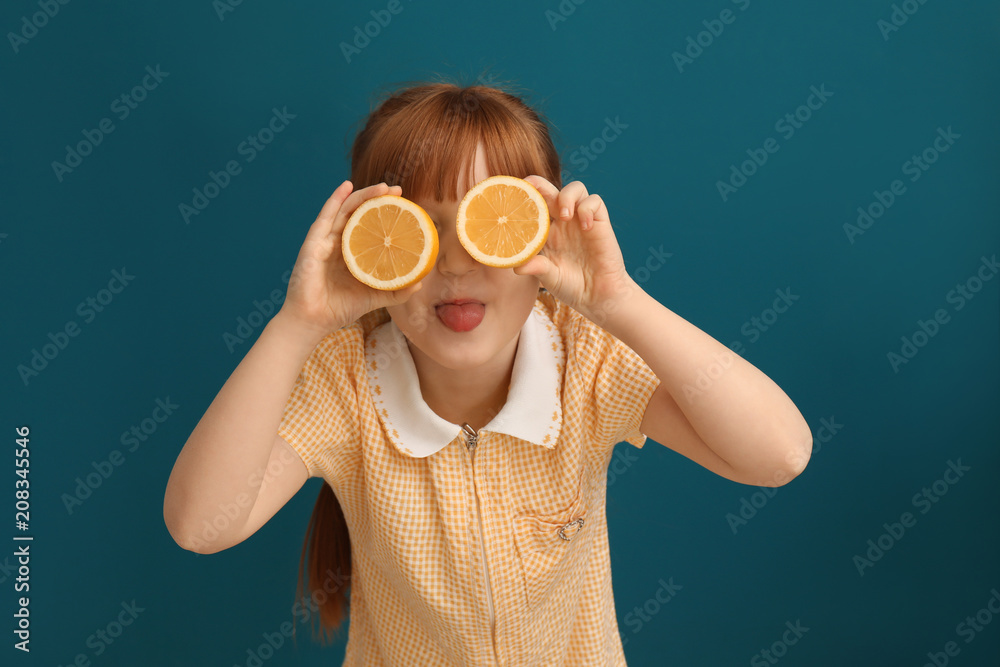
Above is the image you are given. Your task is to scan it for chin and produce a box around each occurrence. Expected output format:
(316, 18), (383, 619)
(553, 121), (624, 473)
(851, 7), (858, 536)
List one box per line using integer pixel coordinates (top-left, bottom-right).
(413, 333), (497, 369)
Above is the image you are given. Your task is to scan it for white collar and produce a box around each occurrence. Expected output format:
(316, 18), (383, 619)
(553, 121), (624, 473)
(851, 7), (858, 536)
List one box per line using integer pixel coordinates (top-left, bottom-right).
(365, 300), (564, 458)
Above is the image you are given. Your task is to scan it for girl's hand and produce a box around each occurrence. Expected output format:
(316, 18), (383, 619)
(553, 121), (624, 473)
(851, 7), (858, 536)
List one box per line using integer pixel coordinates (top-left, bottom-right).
(515, 176), (638, 324)
(277, 181), (424, 342)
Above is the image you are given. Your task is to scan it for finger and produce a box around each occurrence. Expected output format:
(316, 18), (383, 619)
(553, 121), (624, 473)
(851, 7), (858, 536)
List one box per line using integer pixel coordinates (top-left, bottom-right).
(576, 194), (608, 231)
(523, 174), (556, 198)
(388, 279), (424, 302)
(329, 182), (400, 238)
(302, 182), (402, 264)
(523, 175), (560, 220)
(554, 181), (589, 221)
(304, 180), (354, 246)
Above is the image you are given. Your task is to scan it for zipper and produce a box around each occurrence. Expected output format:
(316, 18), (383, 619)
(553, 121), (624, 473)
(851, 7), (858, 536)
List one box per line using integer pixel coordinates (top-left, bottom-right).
(462, 422), (499, 666)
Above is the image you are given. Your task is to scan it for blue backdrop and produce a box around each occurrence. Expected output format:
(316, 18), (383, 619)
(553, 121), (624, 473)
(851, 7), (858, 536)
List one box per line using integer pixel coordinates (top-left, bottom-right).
(3, 0), (998, 665)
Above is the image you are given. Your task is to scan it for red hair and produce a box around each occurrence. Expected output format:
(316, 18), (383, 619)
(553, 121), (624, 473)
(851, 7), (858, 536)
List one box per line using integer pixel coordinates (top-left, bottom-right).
(293, 74), (563, 645)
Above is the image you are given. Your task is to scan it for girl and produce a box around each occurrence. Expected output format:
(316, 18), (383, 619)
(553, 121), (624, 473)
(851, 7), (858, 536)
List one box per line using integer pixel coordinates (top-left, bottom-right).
(163, 80), (812, 666)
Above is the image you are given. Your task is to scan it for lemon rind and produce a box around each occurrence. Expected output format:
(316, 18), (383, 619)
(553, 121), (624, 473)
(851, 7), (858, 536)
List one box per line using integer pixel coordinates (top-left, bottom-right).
(456, 176), (550, 268)
(342, 195), (439, 291)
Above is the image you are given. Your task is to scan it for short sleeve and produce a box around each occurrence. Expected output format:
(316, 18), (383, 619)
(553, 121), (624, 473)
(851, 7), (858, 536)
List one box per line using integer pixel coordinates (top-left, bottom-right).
(277, 333), (359, 479)
(580, 319), (661, 450)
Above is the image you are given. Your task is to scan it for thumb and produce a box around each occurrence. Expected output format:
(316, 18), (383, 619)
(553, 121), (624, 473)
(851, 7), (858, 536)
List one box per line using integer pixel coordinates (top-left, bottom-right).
(513, 254), (551, 280)
(386, 280), (423, 303)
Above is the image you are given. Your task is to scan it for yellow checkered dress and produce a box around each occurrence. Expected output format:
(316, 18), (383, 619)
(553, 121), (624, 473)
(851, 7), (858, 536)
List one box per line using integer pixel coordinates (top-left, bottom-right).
(279, 290), (660, 665)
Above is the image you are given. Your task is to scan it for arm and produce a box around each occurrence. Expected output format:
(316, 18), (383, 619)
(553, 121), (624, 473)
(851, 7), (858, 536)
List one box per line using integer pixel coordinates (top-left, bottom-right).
(163, 180), (423, 553)
(596, 281), (813, 486)
(163, 313), (320, 553)
(516, 175), (813, 487)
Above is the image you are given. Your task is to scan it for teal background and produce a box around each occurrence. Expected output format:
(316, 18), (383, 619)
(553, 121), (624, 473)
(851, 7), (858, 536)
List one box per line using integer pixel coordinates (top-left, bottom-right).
(3, 0), (999, 665)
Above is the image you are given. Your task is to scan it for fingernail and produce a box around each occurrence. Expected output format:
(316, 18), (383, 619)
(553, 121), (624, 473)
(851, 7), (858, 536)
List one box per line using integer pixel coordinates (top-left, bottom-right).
(560, 207), (569, 218)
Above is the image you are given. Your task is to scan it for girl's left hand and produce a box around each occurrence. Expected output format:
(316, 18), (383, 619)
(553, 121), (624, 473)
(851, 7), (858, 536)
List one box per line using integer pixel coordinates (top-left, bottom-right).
(515, 176), (638, 322)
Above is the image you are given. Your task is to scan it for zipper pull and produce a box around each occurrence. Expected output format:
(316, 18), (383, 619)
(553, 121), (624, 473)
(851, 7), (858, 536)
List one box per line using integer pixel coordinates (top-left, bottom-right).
(461, 422), (478, 457)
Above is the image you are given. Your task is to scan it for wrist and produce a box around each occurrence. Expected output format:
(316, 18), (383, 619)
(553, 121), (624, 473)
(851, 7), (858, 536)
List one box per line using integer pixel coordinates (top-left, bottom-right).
(268, 308), (334, 352)
(580, 273), (645, 332)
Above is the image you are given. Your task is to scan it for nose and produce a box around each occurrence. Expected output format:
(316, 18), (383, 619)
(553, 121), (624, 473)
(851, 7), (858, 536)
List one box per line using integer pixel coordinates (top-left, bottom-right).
(435, 227), (479, 278)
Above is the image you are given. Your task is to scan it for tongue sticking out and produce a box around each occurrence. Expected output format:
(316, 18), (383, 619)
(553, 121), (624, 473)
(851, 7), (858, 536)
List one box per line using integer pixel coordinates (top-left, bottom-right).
(436, 303), (485, 332)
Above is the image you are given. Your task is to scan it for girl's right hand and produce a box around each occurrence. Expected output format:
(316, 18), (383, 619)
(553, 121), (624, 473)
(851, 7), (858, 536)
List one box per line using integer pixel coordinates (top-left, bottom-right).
(277, 181), (425, 342)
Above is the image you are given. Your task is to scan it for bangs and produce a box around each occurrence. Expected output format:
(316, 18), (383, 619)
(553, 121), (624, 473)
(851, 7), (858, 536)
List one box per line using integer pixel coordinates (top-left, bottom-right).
(350, 84), (561, 203)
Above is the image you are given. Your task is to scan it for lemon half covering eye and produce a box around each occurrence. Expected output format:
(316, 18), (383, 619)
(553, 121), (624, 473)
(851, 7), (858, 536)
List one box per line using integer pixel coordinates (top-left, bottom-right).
(341, 195), (439, 291)
(455, 175), (550, 268)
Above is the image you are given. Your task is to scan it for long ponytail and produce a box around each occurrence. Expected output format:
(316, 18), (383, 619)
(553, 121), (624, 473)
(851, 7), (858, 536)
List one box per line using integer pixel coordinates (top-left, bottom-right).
(293, 483), (351, 645)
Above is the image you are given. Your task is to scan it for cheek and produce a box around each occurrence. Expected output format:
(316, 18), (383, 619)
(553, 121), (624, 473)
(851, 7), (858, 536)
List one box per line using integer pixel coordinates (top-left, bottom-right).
(388, 304), (429, 341)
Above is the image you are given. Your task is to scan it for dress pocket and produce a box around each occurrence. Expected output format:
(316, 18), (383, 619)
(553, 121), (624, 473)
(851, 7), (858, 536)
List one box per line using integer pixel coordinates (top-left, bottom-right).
(513, 491), (590, 609)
